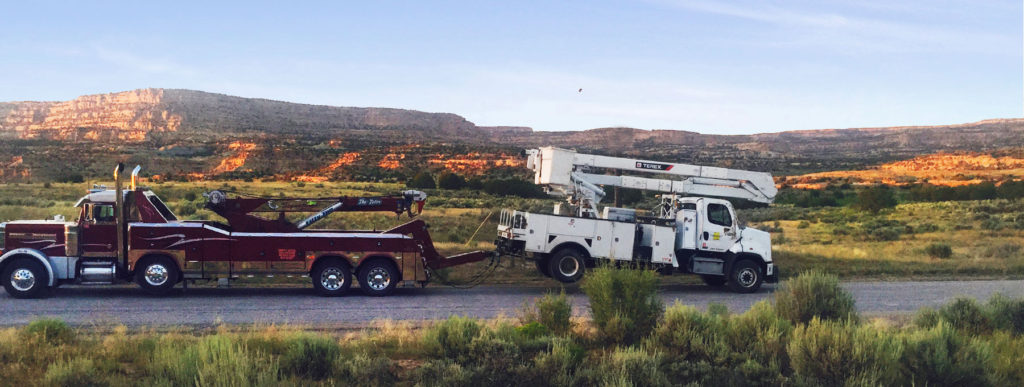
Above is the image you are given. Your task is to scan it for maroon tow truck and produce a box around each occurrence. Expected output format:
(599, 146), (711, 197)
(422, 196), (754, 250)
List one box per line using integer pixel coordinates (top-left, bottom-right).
(0, 164), (492, 298)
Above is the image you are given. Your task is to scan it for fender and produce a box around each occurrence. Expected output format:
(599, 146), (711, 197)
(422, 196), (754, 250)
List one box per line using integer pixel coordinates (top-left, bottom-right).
(0, 248), (56, 287)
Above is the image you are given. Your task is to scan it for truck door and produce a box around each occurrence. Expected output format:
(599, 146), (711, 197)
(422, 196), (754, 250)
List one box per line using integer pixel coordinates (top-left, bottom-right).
(80, 203), (118, 257)
(699, 200), (738, 252)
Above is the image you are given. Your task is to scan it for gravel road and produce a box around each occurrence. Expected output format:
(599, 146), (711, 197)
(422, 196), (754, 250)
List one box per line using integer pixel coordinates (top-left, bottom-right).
(1, 280), (1021, 327)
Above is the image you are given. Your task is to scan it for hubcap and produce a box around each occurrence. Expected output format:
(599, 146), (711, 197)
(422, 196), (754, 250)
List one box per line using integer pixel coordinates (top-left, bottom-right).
(11, 269), (35, 291)
(144, 264), (169, 286)
(367, 267), (391, 290)
(321, 267), (345, 291)
(737, 268), (758, 287)
(558, 257), (579, 277)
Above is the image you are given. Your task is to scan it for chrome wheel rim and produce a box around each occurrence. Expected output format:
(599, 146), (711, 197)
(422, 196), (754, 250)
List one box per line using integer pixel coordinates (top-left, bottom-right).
(144, 264), (169, 286)
(737, 267), (758, 288)
(321, 267), (345, 291)
(558, 257), (579, 277)
(366, 267), (391, 290)
(11, 269), (35, 291)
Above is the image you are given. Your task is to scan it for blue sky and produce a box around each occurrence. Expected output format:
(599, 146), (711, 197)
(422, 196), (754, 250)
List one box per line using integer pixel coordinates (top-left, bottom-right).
(0, 0), (1020, 134)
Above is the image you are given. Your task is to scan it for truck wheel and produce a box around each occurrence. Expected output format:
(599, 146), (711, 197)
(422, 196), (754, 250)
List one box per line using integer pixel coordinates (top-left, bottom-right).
(535, 256), (552, 277)
(358, 259), (398, 297)
(2, 258), (50, 298)
(727, 260), (763, 293)
(135, 256), (179, 296)
(548, 249), (585, 283)
(312, 259), (352, 297)
(701, 275), (727, 287)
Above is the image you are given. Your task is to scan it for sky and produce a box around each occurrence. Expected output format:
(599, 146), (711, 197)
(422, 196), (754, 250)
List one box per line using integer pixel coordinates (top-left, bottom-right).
(0, 0), (1021, 134)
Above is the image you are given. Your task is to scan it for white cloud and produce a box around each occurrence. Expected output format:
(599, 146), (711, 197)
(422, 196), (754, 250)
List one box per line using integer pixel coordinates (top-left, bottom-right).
(649, 0), (1016, 54)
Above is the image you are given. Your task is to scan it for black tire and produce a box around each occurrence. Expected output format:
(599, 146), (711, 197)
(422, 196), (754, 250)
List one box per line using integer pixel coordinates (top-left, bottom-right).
(311, 258), (352, 297)
(548, 248), (585, 283)
(701, 275), (727, 287)
(535, 256), (552, 277)
(135, 256), (179, 296)
(727, 259), (763, 293)
(2, 257), (50, 299)
(358, 259), (398, 297)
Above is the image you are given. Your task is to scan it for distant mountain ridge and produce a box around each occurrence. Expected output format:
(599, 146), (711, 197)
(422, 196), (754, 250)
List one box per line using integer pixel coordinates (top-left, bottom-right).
(2, 88), (1024, 179)
(0, 88), (478, 141)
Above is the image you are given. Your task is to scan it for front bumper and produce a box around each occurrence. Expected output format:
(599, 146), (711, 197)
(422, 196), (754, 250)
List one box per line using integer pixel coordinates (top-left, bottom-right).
(766, 264), (779, 283)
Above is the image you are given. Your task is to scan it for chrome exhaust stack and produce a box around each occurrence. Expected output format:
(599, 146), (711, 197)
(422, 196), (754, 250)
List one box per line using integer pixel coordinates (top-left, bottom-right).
(114, 163), (126, 269)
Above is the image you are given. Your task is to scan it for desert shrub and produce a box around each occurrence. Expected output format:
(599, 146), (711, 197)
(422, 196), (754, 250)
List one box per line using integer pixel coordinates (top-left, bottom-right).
(797, 220), (810, 229)
(413, 359), (474, 386)
(915, 222), (941, 233)
(723, 300), (792, 373)
(648, 303), (728, 364)
(853, 186), (897, 213)
(925, 242), (953, 259)
(151, 334), (278, 386)
(986, 294), (1024, 335)
(580, 265), (664, 345)
(520, 292), (573, 336)
(579, 346), (669, 387)
(788, 318), (901, 386)
(936, 297), (992, 335)
(859, 218), (906, 241)
(982, 242), (1021, 258)
(408, 171), (436, 189)
(22, 318), (75, 345)
(44, 357), (104, 387)
(465, 333), (522, 383)
(333, 352), (396, 386)
(527, 339), (585, 386)
(707, 302), (729, 317)
(280, 335), (340, 380)
(421, 316), (481, 361)
(899, 322), (992, 387)
(989, 332), (1024, 385)
(437, 172), (467, 190)
(774, 271), (858, 324)
(771, 234), (788, 245)
(981, 217), (1005, 230)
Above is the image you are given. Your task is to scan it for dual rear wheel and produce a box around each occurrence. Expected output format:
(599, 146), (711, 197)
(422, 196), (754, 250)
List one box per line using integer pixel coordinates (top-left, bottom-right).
(312, 258), (398, 297)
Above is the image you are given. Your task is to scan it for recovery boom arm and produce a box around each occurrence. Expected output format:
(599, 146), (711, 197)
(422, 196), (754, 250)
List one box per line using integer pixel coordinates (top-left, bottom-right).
(526, 147), (777, 216)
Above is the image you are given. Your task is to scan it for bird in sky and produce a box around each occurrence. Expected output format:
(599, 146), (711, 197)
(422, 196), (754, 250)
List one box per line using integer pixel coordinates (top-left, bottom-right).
(578, 88), (583, 93)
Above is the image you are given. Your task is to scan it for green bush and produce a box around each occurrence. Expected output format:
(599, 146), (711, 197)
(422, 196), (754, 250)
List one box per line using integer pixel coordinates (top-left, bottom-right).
(437, 172), (467, 190)
(859, 218), (906, 241)
(774, 271), (858, 324)
(936, 297), (992, 335)
(925, 242), (953, 259)
(899, 322), (992, 387)
(528, 339), (585, 386)
(23, 318), (75, 345)
(333, 352), (396, 386)
(788, 318), (901, 386)
(280, 335), (340, 380)
(797, 220), (810, 229)
(408, 171), (436, 189)
(421, 316), (482, 361)
(853, 186), (897, 213)
(44, 357), (104, 387)
(580, 265), (664, 345)
(987, 294), (1024, 335)
(982, 242), (1021, 258)
(150, 334), (278, 386)
(520, 291), (573, 336)
(579, 346), (669, 387)
(413, 359), (473, 386)
(981, 217), (1005, 230)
